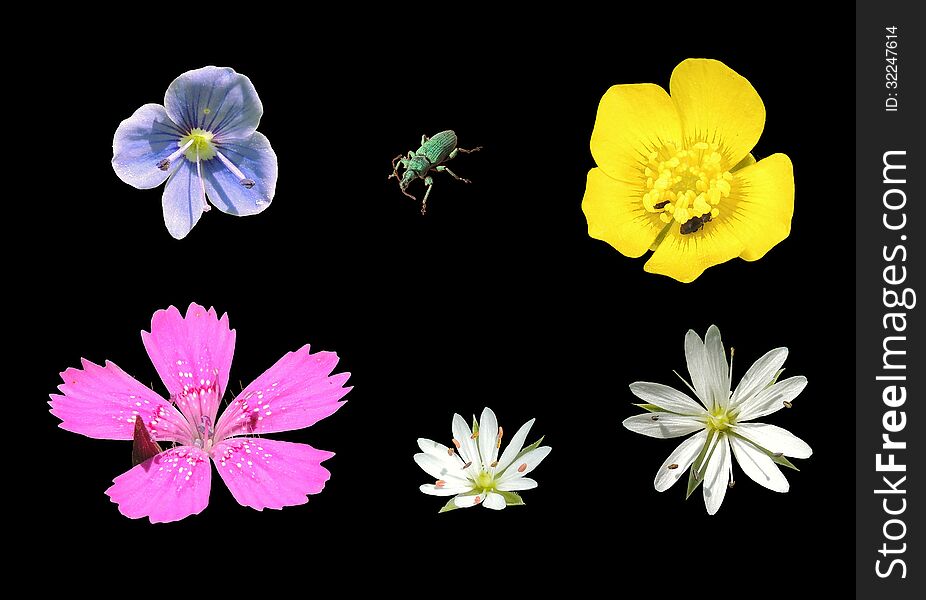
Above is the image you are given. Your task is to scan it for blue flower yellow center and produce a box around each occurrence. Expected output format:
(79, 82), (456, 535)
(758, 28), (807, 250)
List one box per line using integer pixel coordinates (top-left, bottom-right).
(641, 142), (733, 234)
(180, 128), (217, 161)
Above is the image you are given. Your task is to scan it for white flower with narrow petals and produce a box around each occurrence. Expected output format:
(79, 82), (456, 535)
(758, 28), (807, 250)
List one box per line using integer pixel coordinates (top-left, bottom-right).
(415, 407), (550, 512)
(623, 325), (812, 515)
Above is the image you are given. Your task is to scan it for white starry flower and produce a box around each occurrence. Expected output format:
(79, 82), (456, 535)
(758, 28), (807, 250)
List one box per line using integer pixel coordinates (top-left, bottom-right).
(623, 325), (812, 515)
(415, 407), (551, 512)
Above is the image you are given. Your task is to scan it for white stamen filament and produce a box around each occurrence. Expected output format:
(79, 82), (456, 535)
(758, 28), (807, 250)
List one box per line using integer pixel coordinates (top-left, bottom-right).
(157, 139), (195, 170)
(196, 146), (210, 212)
(728, 347), (735, 391)
(215, 150), (256, 189)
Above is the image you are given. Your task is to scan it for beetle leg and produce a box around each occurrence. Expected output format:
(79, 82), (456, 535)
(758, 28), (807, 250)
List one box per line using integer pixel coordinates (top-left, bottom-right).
(448, 146), (483, 160)
(434, 165), (471, 184)
(389, 154), (406, 180)
(420, 134), (430, 145)
(421, 176), (434, 215)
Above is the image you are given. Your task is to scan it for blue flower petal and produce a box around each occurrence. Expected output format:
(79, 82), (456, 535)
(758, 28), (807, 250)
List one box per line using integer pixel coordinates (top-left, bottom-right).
(203, 132), (278, 216)
(162, 161), (205, 239)
(164, 66), (262, 140)
(112, 103), (184, 189)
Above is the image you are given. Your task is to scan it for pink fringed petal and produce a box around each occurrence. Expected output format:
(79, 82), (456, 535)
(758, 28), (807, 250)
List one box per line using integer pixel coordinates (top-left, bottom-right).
(49, 359), (191, 442)
(212, 438), (333, 511)
(141, 302), (236, 414)
(214, 345), (350, 438)
(106, 446), (212, 523)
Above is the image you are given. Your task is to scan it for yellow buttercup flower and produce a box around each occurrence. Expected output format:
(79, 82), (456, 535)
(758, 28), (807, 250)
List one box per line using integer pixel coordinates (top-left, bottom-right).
(582, 59), (794, 283)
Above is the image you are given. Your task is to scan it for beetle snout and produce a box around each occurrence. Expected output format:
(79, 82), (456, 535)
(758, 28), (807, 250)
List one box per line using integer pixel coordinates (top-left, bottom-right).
(400, 171), (416, 190)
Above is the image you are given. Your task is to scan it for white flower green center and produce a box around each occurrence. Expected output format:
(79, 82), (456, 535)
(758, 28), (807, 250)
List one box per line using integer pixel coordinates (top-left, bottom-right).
(706, 407), (733, 432)
(415, 407), (551, 512)
(623, 325), (813, 515)
(474, 470), (497, 491)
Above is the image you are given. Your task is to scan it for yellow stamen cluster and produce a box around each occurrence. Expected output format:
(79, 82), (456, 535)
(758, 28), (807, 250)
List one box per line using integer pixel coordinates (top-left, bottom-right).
(180, 128), (217, 161)
(641, 141), (733, 231)
(706, 408), (732, 432)
(475, 471), (496, 491)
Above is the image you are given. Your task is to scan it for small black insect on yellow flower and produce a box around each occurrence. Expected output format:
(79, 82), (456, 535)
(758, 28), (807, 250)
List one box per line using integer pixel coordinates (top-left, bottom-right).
(680, 212), (713, 235)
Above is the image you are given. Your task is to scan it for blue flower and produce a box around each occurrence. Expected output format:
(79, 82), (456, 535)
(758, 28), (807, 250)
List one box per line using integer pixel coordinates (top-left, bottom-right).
(112, 66), (278, 239)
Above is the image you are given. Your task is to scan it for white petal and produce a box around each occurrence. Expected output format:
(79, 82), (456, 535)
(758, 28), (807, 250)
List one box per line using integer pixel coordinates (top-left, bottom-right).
(685, 329), (711, 409)
(702, 433), (732, 515)
(622, 414), (705, 438)
(454, 493), (484, 508)
(654, 430), (708, 492)
(496, 418), (535, 472)
(418, 438), (455, 459)
(630, 382), (706, 415)
(413, 453), (470, 484)
(497, 446), (551, 482)
(729, 435), (789, 493)
(517, 446), (552, 476)
(496, 478), (538, 491)
(478, 407), (499, 470)
(736, 376), (808, 422)
(733, 423), (812, 458)
(420, 483), (473, 496)
(414, 443), (463, 470)
(704, 325), (731, 410)
(451, 413), (480, 469)
(483, 492), (506, 510)
(731, 347), (788, 407)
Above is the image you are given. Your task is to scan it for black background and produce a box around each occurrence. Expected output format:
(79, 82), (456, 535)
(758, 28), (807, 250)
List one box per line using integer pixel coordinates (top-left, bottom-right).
(26, 11), (853, 591)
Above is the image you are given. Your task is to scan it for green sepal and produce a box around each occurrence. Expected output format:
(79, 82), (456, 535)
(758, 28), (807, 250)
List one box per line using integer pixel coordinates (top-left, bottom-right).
(634, 403), (669, 413)
(438, 490), (480, 514)
(513, 436), (544, 463)
(497, 491), (526, 506)
(686, 467), (704, 499)
(728, 431), (800, 471)
(770, 453), (800, 471)
(686, 432), (714, 499)
(768, 368), (786, 387)
(650, 222), (673, 251)
(472, 416), (479, 435)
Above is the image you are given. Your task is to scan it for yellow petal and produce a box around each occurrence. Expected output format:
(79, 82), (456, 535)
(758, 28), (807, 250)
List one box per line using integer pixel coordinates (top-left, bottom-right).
(582, 168), (665, 258)
(644, 220), (745, 283)
(590, 84), (683, 183)
(726, 153), (795, 261)
(670, 59), (765, 167)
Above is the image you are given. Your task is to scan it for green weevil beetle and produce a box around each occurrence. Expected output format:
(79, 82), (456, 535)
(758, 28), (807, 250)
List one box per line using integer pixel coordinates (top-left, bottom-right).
(388, 130), (482, 214)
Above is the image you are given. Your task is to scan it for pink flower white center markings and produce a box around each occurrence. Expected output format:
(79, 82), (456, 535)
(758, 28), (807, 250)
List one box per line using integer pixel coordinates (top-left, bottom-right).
(49, 303), (351, 524)
(622, 325), (812, 515)
(415, 407), (551, 512)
